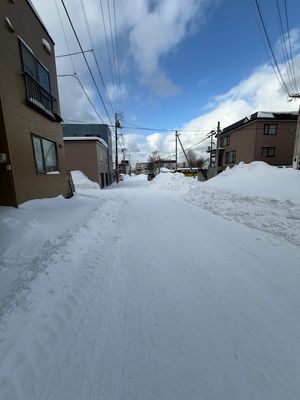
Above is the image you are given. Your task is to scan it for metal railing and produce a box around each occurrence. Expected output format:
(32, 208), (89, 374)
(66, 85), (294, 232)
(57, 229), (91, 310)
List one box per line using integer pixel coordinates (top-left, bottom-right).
(24, 73), (54, 117)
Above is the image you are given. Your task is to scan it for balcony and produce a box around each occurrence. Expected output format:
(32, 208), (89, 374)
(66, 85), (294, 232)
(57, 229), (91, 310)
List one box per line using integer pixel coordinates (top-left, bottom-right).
(24, 73), (56, 120)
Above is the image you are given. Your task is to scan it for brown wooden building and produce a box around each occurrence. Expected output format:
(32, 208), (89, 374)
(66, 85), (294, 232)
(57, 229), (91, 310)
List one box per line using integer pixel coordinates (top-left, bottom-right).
(64, 137), (109, 189)
(210, 111), (298, 174)
(0, 0), (70, 206)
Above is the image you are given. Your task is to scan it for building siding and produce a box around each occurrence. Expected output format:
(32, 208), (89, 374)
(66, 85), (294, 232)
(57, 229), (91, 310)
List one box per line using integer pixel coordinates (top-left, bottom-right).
(0, 0), (70, 206)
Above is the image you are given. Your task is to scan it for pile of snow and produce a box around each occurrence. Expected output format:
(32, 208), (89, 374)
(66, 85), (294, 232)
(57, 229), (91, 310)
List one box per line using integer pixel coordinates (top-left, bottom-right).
(160, 167), (172, 173)
(151, 172), (198, 191)
(205, 162), (300, 203)
(0, 194), (102, 316)
(71, 170), (99, 191)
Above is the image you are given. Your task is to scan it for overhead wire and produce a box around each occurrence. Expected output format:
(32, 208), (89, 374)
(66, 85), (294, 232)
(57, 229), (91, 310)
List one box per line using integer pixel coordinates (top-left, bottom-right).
(275, 0), (297, 93)
(57, 74), (105, 123)
(252, 0), (291, 97)
(79, 0), (115, 118)
(283, 0), (298, 92)
(106, 0), (121, 113)
(112, 0), (123, 113)
(98, 0), (119, 112)
(54, 0), (76, 75)
(60, 0), (113, 126)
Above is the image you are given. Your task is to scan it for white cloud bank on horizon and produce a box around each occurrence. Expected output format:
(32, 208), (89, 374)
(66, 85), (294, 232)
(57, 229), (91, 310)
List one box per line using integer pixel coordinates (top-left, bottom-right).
(126, 53), (300, 163)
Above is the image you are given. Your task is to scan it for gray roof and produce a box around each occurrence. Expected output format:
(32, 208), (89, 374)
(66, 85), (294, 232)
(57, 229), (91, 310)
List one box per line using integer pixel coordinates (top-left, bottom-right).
(222, 111), (298, 135)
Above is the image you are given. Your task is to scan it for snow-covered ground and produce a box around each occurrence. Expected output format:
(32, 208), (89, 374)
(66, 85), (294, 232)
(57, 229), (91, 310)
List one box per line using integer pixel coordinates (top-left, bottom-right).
(153, 162), (300, 246)
(0, 166), (300, 399)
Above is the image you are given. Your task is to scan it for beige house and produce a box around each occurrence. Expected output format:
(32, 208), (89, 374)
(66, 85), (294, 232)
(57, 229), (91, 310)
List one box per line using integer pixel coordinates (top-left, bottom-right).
(209, 111), (298, 174)
(64, 137), (109, 188)
(0, 0), (70, 207)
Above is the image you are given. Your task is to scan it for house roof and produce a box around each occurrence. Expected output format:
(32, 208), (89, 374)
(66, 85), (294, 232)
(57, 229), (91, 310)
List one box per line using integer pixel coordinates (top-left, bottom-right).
(64, 136), (108, 149)
(26, 0), (54, 44)
(222, 111), (298, 135)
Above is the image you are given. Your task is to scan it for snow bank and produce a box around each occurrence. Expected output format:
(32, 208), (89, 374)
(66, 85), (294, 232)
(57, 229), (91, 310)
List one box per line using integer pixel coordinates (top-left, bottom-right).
(150, 162), (300, 246)
(71, 170), (100, 191)
(205, 162), (300, 203)
(0, 193), (102, 316)
(151, 172), (198, 191)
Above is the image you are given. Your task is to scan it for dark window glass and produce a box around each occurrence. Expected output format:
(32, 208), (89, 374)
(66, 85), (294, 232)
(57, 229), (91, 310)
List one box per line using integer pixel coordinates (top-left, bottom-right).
(32, 135), (58, 173)
(38, 63), (50, 91)
(21, 44), (38, 79)
(262, 147), (275, 157)
(225, 150), (236, 164)
(20, 41), (51, 92)
(264, 124), (277, 135)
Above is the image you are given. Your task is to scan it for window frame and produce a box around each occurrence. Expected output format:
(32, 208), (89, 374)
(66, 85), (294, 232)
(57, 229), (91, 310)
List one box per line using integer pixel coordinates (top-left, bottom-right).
(19, 39), (52, 92)
(261, 146), (275, 158)
(225, 150), (236, 164)
(264, 124), (277, 135)
(31, 134), (59, 174)
(220, 135), (230, 147)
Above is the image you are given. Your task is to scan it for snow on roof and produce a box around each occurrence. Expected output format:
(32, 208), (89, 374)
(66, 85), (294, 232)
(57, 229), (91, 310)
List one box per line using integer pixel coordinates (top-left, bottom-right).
(257, 111), (298, 118)
(64, 136), (108, 149)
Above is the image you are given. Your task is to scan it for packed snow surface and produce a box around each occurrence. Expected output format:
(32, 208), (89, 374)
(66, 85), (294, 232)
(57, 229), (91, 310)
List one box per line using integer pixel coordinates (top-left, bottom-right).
(0, 169), (300, 399)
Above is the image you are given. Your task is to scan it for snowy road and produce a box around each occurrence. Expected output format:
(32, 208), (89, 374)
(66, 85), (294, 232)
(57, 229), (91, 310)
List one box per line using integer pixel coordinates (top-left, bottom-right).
(1, 176), (300, 399)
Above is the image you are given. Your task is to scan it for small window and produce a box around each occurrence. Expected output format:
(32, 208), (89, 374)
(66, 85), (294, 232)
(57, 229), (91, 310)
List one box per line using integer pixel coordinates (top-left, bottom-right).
(264, 124), (277, 135)
(225, 150), (236, 164)
(220, 135), (230, 147)
(32, 134), (58, 173)
(262, 147), (275, 157)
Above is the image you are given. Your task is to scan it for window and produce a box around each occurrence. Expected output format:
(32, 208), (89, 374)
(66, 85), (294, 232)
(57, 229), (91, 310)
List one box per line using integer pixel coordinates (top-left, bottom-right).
(19, 40), (53, 115)
(262, 147), (275, 157)
(225, 150), (236, 164)
(32, 135), (58, 173)
(264, 124), (277, 135)
(220, 135), (230, 147)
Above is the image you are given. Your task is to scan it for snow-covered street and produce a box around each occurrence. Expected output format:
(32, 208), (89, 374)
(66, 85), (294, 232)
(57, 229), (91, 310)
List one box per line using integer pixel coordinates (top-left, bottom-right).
(1, 173), (300, 399)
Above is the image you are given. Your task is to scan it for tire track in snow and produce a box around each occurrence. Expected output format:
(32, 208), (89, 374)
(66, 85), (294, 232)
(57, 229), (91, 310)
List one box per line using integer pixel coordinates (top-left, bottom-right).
(0, 199), (123, 400)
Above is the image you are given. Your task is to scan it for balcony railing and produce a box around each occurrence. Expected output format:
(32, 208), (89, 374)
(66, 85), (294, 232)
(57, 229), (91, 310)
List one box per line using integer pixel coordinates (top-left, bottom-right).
(24, 73), (55, 119)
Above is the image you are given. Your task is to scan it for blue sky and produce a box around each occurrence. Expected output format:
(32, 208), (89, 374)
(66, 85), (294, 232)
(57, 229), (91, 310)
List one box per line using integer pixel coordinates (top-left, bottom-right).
(32, 0), (300, 161)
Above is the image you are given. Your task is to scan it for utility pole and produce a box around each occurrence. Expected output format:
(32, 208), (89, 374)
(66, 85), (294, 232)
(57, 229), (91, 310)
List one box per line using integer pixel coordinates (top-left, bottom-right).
(175, 131), (178, 172)
(214, 121), (220, 176)
(115, 113), (121, 183)
(293, 106), (300, 169)
(177, 134), (190, 167)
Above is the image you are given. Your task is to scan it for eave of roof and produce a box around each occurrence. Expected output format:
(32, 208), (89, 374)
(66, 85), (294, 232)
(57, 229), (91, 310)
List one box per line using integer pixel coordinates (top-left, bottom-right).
(64, 136), (108, 149)
(26, 0), (54, 44)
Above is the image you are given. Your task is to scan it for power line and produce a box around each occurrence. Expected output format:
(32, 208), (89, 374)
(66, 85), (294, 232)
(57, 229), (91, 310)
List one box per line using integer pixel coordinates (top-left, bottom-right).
(98, 0), (119, 111)
(60, 0), (113, 126)
(54, 0), (76, 75)
(284, 0), (298, 92)
(252, 0), (291, 97)
(79, 0), (115, 117)
(275, 0), (297, 93)
(57, 74), (105, 123)
(112, 0), (123, 113)
(56, 49), (93, 58)
(106, 0), (121, 113)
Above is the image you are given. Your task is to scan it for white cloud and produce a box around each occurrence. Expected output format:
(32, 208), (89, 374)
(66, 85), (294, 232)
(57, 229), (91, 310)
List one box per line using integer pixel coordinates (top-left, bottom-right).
(126, 54), (300, 164)
(129, 0), (212, 96)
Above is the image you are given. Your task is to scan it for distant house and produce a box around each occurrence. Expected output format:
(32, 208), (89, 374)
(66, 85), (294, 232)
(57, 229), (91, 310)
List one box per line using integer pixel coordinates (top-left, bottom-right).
(208, 111), (298, 174)
(62, 124), (113, 185)
(63, 137), (109, 188)
(0, 0), (71, 206)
